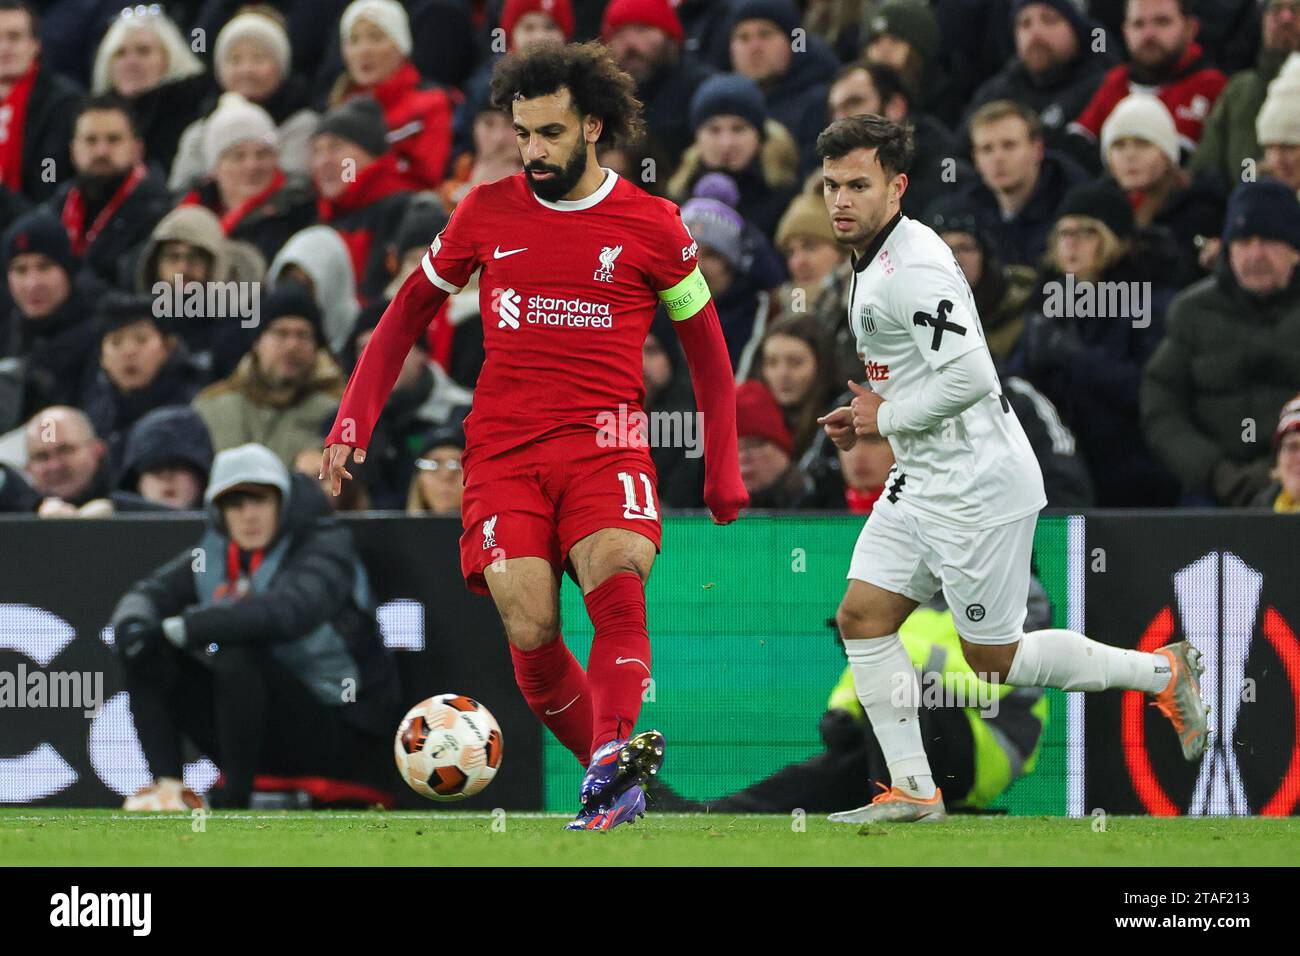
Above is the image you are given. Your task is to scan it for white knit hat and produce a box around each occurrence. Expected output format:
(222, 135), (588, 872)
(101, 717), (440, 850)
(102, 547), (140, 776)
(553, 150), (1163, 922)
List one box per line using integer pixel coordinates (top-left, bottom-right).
(1100, 92), (1180, 169)
(1257, 53), (1300, 147)
(215, 10), (292, 83)
(340, 0), (412, 56)
(202, 92), (279, 171)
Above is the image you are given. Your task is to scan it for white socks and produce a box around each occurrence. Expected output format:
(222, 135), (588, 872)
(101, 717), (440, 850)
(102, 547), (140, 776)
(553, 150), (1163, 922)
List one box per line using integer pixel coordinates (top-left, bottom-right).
(844, 634), (936, 798)
(1007, 629), (1171, 693)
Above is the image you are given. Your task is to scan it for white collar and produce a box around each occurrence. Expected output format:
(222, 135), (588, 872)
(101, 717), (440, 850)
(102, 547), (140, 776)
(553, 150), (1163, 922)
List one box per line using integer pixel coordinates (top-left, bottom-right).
(530, 167), (618, 211)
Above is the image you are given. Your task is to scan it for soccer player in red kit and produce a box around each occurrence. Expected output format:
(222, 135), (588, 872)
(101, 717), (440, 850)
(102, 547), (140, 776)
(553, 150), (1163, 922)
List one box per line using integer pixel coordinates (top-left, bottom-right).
(320, 42), (747, 830)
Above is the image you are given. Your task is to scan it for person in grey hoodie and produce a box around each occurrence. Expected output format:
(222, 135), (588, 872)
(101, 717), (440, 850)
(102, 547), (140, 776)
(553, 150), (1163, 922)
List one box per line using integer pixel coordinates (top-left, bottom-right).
(111, 443), (400, 809)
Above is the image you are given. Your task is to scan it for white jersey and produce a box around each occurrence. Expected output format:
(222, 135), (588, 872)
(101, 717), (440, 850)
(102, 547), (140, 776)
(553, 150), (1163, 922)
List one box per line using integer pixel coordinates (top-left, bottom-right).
(847, 214), (1045, 529)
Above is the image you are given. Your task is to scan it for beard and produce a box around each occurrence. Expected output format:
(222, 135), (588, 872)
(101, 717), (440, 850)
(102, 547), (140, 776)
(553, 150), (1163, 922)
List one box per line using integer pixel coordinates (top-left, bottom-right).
(76, 167), (130, 201)
(524, 143), (589, 202)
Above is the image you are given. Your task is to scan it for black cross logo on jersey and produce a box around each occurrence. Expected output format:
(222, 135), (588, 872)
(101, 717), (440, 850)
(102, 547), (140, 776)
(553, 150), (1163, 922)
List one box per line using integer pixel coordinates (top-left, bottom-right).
(912, 299), (967, 352)
(886, 471), (907, 504)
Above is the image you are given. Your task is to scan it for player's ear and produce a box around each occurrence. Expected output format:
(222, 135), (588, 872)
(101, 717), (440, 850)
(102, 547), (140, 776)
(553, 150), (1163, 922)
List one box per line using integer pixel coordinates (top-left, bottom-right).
(585, 114), (603, 144)
(892, 171), (909, 204)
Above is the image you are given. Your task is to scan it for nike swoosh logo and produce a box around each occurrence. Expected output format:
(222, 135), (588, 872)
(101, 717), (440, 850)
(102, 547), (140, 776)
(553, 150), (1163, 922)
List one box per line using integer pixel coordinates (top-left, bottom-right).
(493, 246), (527, 259)
(615, 656), (650, 674)
(544, 694), (580, 716)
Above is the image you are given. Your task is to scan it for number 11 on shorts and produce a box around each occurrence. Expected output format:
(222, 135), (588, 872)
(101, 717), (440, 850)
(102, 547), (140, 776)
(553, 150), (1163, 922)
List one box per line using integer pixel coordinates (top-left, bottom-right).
(618, 471), (659, 521)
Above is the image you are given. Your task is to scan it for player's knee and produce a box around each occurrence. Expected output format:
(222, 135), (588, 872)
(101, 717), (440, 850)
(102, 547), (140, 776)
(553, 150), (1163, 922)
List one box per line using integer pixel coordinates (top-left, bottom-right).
(836, 600), (890, 641)
(503, 615), (560, 652)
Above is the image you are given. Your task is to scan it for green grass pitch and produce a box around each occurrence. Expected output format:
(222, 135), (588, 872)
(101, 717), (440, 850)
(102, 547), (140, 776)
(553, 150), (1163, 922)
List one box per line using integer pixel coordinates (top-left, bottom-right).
(3, 810), (1298, 866)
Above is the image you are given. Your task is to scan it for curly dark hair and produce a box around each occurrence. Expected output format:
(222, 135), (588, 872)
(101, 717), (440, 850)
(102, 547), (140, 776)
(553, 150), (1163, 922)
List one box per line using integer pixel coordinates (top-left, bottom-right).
(489, 41), (646, 147)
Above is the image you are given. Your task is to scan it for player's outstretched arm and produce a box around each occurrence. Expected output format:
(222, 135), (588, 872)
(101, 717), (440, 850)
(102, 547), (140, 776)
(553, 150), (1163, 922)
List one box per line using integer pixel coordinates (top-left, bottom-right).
(321, 266), (450, 494)
(671, 298), (748, 523)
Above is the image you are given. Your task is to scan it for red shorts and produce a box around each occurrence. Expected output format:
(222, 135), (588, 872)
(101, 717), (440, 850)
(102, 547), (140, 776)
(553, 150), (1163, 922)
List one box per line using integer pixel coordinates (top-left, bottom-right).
(459, 428), (662, 594)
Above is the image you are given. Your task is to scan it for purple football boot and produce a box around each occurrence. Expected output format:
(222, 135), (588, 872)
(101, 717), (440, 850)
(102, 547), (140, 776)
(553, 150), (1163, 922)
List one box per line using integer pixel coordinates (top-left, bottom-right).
(566, 730), (665, 831)
(565, 784), (647, 831)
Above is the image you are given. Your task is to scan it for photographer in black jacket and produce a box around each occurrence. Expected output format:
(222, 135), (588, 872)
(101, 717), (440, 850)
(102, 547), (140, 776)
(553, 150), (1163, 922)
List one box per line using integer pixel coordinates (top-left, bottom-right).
(111, 442), (400, 810)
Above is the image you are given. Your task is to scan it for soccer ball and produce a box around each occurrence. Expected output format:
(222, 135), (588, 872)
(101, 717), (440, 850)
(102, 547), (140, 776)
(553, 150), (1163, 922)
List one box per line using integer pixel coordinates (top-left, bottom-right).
(394, 694), (504, 801)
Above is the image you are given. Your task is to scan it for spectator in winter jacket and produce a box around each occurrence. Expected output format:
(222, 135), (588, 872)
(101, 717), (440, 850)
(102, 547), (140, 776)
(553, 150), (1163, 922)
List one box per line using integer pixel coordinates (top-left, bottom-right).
(439, 103), (524, 211)
(1101, 92), (1225, 286)
(168, 7), (319, 190)
(44, 95), (170, 296)
(1068, 0), (1227, 160)
(827, 60), (970, 220)
(859, 0), (963, 129)
(964, 98), (1089, 267)
(960, 1), (1115, 168)
(266, 224), (361, 358)
(81, 292), (204, 471)
(112, 442), (400, 810)
(601, 0), (712, 180)
(727, 0), (836, 175)
(925, 193), (1037, 363)
(172, 92), (317, 267)
(117, 405), (213, 510)
(667, 73), (800, 240)
(133, 205), (266, 381)
(404, 422), (466, 515)
(1252, 393), (1300, 512)
(192, 281), (345, 469)
(90, 5), (209, 174)
(1010, 179), (1180, 507)
(0, 210), (97, 427)
(309, 97), (420, 299)
(0, 0), (82, 209)
(753, 314), (840, 464)
(1257, 53), (1300, 195)
(1191, 1), (1300, 192)
(1142, 178), (1300, 506)
(328, 0), (457, 190)
(736, 378), (812, 508)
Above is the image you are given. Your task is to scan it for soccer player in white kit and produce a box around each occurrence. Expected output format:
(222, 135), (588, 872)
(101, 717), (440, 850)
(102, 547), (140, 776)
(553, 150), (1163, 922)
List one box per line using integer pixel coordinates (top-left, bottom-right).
(813, 115), (1209, 824)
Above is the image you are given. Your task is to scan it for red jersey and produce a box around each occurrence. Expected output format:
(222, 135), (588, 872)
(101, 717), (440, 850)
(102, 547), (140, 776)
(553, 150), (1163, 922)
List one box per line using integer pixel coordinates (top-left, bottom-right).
(420, 168), (701, 463)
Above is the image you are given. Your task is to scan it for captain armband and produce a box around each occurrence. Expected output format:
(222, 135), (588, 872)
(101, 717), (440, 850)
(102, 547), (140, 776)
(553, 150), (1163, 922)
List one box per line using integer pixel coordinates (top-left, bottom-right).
(657, 266), (711, 322)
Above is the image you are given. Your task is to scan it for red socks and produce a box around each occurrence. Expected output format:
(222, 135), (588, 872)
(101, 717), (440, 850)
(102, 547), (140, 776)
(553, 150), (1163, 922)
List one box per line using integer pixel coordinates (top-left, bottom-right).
(584, 571), (651, 751)
(509, 635), (593, 766)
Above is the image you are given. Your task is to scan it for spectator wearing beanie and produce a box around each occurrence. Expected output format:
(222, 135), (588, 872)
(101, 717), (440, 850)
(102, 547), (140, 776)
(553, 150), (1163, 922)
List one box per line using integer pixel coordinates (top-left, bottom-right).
(267, 225), (362, 358)
(1068, 0), (1227, 162)
(1251, 393), (1300, 512)
(1192, 5), (1300, 193)
(90, 6), (209, 174)
(925, 193), (1037, 363)
(439, 102), (524, 211)
(117, 405), (214, 510)
(1011, 178), (1180, 507)
(728, 0), (837, 175)
(1101, 92), (1225, 285)
(961, 1), (1115, 166)
(668, 74), (800, 240)
(1257, 53), (1300, 195)
(192, 280), (345, 469)
(602, 0), (714, 175)
(0, 211), (97, 426)
(81, 292), (205, 471)
(735, 378), (811, 508)
(1143, 178), (1300, 506)
(309, 97), (421, 299)
(169, 8), (319, 192)
(860, 0), (960, 128)
(450, 0), (574, 161)
(133, 205), (266, 381)
(0, 0), (82, 208)
(173, 92), (317, 266)
(329, 0), (459, 191)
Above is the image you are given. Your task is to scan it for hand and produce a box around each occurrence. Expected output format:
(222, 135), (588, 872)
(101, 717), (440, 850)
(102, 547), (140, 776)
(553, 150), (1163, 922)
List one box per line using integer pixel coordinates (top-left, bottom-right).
(846, 380), (884, 437)
(37, 497), (78, 518)
(319, 443), (366, 496)
(704, 473), (748, 525)
(817, 405), (857, 451)
(115, 618), (165, 662)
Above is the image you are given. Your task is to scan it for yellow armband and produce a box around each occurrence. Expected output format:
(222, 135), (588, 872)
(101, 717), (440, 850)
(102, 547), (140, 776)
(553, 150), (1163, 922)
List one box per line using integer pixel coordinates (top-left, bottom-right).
(657, 266), (711, 321)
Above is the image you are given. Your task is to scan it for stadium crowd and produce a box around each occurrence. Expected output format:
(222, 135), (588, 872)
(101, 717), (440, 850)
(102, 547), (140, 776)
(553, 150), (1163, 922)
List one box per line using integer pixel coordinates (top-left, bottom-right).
(1, 0), (1299, 521)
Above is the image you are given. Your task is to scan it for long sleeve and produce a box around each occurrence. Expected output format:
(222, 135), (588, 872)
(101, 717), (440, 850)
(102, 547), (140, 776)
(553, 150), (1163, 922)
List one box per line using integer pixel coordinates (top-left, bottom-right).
(877, 346), (1001, 437)
(672, 298), (748, 522)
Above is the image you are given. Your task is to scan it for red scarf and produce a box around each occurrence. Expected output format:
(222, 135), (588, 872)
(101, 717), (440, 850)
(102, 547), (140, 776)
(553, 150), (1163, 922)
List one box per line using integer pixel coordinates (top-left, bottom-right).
(845, 485), (883, 515)
(182, 168), (286, 235)
(60, 163), (146, 257)
(212, 540), (266, 601)
(0, 61), (37, 191)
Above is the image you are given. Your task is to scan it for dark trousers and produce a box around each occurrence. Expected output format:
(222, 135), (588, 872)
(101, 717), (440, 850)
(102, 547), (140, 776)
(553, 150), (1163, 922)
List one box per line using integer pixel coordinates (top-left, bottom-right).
(121, 638), (389, 806)
(688, 704), (977, 814)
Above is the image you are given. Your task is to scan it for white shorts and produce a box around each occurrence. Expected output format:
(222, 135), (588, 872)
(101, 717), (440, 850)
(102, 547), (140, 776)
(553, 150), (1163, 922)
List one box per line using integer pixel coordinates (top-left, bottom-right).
(846, 495), (1036, 645)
